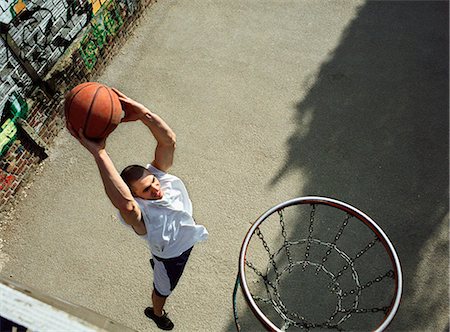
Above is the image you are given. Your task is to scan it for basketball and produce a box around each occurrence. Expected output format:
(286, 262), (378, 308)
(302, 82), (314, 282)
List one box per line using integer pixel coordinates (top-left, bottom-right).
(64, 82), (122, 139)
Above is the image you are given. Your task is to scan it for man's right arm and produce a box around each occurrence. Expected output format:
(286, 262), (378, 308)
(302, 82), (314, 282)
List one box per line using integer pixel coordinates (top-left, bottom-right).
(94, 149), (147, 235)
(67, 121), (147, 236)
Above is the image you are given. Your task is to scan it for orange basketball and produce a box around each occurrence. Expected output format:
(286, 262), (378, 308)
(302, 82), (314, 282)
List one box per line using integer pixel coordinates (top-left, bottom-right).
(64, 82), (122, 139)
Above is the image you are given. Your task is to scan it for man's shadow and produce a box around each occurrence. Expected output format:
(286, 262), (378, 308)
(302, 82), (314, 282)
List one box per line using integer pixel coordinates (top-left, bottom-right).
(231, 1), (448, 331)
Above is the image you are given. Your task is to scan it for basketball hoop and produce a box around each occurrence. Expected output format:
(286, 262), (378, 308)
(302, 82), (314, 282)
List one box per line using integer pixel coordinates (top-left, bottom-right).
(233, 196), (402, 331)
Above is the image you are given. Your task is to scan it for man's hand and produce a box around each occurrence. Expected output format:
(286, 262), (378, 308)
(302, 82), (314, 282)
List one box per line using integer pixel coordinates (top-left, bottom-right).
(112, 88), (148, 123)
(67, 122), (106, 156)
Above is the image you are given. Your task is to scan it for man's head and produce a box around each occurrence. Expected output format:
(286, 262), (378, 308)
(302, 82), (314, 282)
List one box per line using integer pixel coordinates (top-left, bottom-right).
(120, 165), (163, 200)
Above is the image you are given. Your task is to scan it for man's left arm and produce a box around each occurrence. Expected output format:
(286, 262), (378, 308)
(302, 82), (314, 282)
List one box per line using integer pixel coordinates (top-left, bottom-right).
(141, 111), (176, 172)
(113, 88), (176, 172)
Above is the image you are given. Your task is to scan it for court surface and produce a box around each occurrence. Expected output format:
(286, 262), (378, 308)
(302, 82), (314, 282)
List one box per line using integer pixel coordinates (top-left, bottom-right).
(1, 1), (448, 331)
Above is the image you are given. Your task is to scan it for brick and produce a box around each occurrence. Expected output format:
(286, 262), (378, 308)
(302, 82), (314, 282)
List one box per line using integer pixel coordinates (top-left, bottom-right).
(6, 162), (15, 173)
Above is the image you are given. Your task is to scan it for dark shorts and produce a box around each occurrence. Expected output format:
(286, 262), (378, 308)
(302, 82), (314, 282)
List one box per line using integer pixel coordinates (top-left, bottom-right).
(150, 247), (193, 298)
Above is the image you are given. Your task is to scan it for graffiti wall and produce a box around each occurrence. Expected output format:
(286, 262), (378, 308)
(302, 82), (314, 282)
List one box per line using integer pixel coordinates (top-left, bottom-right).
(79, 0), (123, 69)
(0, 0), (155, 209)
(0, 0), (91, 128)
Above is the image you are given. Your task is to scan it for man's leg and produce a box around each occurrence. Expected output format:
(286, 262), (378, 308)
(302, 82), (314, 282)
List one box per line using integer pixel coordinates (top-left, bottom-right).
(146, 248), (193, 330)
(145, 287), (173, 330)
(147, 258), (173, 330)
(152, 289), (167, 317)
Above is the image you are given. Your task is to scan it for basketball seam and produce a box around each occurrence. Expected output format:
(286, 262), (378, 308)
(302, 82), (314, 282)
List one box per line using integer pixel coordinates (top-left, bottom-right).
(84, 85), (103, 138)
(65, 82), (97, 120)
(97, 88), (116, 138)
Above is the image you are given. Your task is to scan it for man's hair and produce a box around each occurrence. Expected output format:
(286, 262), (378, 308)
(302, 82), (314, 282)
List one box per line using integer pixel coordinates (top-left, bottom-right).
(120, 165), (148, 191)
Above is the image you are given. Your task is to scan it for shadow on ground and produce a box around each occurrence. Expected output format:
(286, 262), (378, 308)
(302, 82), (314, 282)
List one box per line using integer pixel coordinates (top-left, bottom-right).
(230, 1), (448, 331)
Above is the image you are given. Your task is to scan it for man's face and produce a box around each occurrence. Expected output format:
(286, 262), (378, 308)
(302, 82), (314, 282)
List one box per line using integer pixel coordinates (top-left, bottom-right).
(131, 170), (163, 200)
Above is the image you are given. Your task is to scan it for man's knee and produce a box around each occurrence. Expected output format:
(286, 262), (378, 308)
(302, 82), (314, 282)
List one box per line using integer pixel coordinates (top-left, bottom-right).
(153, 284), (170, 298)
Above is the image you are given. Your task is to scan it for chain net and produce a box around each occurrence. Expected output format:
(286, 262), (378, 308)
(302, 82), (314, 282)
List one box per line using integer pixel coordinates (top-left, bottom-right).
(242, 202), (399, 331)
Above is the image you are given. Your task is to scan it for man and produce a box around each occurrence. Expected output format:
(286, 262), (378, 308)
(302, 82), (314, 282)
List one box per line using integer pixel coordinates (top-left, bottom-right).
(68, 88), (208, 330)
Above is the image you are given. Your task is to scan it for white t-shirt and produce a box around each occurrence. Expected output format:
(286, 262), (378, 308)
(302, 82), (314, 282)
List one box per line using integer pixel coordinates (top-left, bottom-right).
(118, 164), (208, 259)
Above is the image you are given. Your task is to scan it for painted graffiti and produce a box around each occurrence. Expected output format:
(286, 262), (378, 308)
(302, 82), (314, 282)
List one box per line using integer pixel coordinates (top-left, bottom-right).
(1, 0), (142, 110)
(0, 92), (28, 156)
(0, 0), (25, 24)
(0, 0), (90, 114)
(5, 0), (91, 75)
(0, 171), (16, 190)
(79, 0), (123, 70)
(91, 0), (108, 15)
(0, 119), (17, 156)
